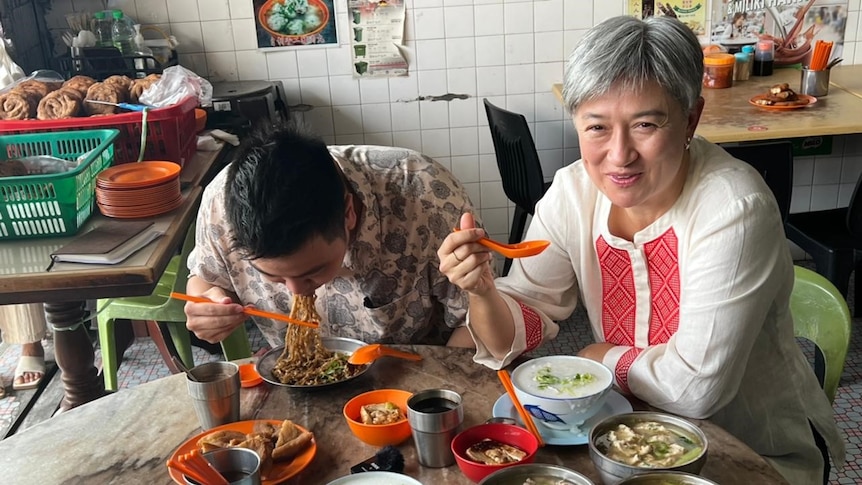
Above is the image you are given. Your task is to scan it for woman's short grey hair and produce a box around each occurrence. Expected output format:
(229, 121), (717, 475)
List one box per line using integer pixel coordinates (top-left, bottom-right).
(562, 16), (703, 115)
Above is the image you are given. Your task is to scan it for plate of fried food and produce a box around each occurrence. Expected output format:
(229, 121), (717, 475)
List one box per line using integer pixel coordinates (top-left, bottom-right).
(168, 419), (316, 484)
(749, 83), (817, 110)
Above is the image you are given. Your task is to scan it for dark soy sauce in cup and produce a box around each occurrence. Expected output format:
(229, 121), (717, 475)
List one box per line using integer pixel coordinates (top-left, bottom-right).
(414, 397), (458, 413)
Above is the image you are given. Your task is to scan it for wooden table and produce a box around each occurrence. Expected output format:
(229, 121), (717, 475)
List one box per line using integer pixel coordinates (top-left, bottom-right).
(551, 64), (862, 143)
(828, 64), (862, 99)
(0, 148), (225, 411)
(0, 346), (789, 484)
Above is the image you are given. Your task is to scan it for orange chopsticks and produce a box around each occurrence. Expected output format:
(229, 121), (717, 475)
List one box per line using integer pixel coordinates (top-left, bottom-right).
(167, 449), (229, 485)
(170, 292), (319, 329)
(497, 369), (545, 447)
(810, 40), (834, 71)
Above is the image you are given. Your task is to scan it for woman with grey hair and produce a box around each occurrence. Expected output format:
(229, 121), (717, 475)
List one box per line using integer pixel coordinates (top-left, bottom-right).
(439, 15), (843, 484)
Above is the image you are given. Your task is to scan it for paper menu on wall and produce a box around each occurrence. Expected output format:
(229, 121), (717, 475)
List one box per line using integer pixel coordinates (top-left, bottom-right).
(348, 0), (408, 78)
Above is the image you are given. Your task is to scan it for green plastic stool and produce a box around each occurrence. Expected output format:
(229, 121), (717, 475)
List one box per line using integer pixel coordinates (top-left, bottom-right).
(96, 223), (253, 391)
(790, 266), (852, 403)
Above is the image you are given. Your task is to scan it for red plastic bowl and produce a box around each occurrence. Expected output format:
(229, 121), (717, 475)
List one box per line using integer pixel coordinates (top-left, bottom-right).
(451, 423), (540, 483)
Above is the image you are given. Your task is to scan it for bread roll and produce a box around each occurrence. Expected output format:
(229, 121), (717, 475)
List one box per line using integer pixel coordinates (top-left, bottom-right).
(83, 82), (125, 115)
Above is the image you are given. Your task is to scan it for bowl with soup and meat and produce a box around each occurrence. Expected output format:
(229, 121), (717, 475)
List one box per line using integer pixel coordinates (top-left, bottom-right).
(588, 412), (708, 484)
(451, 423), (541, 483)
(477, 463), (594, 485)
(510, 355), (614, 432)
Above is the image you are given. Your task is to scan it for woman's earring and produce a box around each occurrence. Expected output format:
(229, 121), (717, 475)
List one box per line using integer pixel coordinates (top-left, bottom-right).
(684, 137), (692, 150)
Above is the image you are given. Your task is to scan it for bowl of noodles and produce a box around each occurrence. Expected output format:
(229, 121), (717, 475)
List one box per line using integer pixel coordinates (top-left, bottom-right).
(256, 336), (371, 390)
(258, 0), (329, 40)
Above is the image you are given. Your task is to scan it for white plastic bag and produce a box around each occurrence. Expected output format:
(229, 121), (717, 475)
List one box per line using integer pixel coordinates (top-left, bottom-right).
(138, 65), (213, 108)
(0, 39), (25, 91)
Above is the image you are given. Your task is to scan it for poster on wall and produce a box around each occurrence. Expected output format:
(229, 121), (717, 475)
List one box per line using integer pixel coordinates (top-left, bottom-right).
(710, 0), (849, 64)
(627, 0), (708, 42)
(254, 0), (338, 48)
(347, 0), (408, 78)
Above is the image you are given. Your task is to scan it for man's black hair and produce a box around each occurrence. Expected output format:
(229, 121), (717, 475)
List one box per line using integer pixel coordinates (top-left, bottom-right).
(225, 121), (346, 260)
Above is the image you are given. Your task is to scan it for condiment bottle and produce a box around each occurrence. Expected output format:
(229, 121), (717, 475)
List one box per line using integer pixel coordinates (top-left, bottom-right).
(753, 39), (774, 76)
(703, 53), (735, 89)
(734, 51), (751, 81)
(742, 45), (755, 78)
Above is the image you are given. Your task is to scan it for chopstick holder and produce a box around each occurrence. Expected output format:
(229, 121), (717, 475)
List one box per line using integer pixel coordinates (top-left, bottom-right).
(170, 292), (319, 329)
(180, 450), (230, 485)
(497, 369), (545, 447)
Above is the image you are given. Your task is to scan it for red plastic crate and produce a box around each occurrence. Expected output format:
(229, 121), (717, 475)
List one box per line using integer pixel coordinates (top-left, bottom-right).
(0, 96), (197, 166)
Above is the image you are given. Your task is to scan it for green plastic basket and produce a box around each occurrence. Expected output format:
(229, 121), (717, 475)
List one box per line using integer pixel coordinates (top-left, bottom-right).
(0, 128), (119, 240)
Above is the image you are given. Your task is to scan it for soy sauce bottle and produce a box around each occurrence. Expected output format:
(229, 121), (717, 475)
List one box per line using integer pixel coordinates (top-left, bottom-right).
(752, 39), (774, 76)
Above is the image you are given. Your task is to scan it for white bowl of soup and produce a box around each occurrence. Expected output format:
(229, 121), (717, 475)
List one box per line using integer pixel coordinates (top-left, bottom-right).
(588, 412), (708, 485)
(510, 355), (613, 432)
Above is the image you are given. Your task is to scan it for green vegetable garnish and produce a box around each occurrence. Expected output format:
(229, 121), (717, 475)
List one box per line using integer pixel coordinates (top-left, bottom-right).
(534, 365), (595, 395)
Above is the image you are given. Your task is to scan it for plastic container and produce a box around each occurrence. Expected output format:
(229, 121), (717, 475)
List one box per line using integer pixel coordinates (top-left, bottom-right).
(0, 96), (198, 166)
(734, 51), (752, 81)
(111, 10), (136, 56)
(0, 129), (119, 240)
(92, 11), (113, 48)
(753, 39), (774, 76)
(703, 53), (735, 89)
(742, 45), (755, 78)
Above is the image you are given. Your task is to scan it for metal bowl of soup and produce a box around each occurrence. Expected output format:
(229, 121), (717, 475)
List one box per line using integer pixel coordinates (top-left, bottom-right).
(255, 336), (372, 390)
(478, 463), (595, 485)
(588, 412), (708, 485)
(615, 471), (719, 485)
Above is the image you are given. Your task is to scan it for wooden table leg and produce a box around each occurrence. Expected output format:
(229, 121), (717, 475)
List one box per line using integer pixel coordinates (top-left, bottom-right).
(44, 301), (106, 412)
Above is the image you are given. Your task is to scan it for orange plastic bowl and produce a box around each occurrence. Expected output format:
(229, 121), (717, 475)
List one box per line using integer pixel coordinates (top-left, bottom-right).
(343, 389), (413, 447)
(239, 362), (262, 388)
(194, 108), (207, 132)
(451, 423), (540, 483)
(258, 0), (330, 40)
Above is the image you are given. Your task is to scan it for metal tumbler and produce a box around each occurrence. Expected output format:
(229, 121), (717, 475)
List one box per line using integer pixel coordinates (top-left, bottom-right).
(800, 68), (830, 97)
(406, 389), (464, 467)
(186, 361), (241, 430)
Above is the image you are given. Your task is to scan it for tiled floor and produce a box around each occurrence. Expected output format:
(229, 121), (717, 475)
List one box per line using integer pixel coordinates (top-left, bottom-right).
(1, 271), (861, 483)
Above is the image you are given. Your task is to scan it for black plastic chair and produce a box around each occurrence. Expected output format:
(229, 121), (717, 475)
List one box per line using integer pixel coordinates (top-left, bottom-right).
(722, 141), (794, 222)
(785, 171), (862, 316)
(483, 99), (551, 275)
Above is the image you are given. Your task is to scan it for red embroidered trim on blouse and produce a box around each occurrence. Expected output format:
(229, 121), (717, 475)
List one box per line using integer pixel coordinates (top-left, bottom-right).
(597, 237), (636, 346)
(615, 347), (642, 394)
(520, 302), (543, 352)
(644, 230), (680, 344)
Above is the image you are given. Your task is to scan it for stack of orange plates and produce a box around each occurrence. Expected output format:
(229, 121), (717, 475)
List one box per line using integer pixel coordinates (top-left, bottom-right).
(96, 161), (183, 219)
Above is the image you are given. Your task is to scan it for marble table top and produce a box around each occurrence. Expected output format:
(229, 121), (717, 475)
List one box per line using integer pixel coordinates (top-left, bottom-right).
(0, 346), (788, 484)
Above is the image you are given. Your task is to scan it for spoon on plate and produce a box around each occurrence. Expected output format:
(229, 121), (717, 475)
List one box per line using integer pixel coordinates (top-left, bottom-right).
(452, 228), (550, 258)
(348, 344), (423, 365)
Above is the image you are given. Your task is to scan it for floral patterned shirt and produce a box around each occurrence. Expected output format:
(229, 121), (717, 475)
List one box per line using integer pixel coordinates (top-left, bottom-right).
(188, 145), (478, 348)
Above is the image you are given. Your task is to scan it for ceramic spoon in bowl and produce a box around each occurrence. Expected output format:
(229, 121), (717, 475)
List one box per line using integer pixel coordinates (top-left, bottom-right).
(453, 228), (550, 258)
(348, 344), (423, 365)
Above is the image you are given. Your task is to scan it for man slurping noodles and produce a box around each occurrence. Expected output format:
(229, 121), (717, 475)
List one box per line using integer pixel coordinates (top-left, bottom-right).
(272, 294), (364, 386)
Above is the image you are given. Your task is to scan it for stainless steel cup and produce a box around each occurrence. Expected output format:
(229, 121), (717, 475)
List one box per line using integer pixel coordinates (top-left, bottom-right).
(183, 447), (261, 485)
(800, 68), (830, 97)
(406, 388), (464, 467)
(187, 361), (240, 430)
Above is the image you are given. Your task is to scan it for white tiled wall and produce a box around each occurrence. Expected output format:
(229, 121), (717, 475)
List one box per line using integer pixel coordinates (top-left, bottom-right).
(47, 0), (862, 246)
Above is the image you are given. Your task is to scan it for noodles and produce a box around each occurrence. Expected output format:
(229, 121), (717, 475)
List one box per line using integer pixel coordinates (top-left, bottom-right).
(271, 294), (365, 386)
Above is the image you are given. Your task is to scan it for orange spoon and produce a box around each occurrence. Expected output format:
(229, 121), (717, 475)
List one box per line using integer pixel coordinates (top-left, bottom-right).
(453, 228), (550, 258)
(347, 344), (423, 365)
